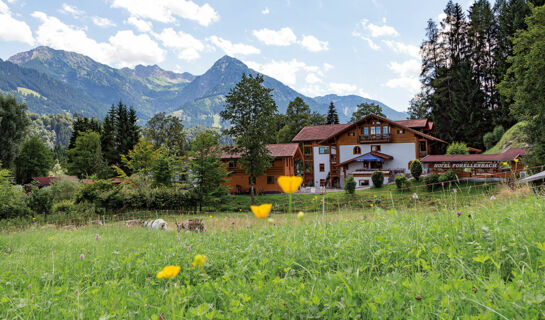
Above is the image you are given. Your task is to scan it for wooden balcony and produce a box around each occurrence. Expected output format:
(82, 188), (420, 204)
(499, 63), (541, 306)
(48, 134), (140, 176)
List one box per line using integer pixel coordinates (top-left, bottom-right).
(358, 134), (391, 144)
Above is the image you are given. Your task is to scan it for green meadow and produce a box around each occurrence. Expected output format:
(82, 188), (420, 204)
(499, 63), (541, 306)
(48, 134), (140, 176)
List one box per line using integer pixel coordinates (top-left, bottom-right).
(1, 189), (545, 319)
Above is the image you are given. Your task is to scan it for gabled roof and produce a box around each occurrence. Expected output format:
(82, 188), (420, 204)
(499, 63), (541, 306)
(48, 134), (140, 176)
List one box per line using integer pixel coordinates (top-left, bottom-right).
(394, 119), (428, 128)
(421, 148), (527, 163)
(337, 151), (394, 166)
(319, 114), (447, 145)
(291, 124), (350, 142)
(221, 143), (302, 159)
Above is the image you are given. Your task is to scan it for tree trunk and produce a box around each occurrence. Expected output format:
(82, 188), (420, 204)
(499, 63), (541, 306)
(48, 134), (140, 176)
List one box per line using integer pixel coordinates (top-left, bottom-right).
(250, 179), (255, 205)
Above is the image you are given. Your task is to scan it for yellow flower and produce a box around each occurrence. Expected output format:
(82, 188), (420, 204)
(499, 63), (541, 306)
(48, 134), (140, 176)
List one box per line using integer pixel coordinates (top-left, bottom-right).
(277, 176), (303, 194)
(40, 227), (44, 230)
(239, 209), (242, 212)
(157, 265), (181, 279)
(514, 158), (519, 163)
(32, 217), (36, 220)
(297, 211), (305, 220)
(209, 215), (213, 218)
(374, 195), (377, 198)
(370, 203), (374, 207)
(442, 208), (446, 211)
(503, 162), (508, 166)
(13, 232), (16, 234)
(48, 236), (53, 241)
(191, 254), (208, 267)
(251, 204), (272, 219)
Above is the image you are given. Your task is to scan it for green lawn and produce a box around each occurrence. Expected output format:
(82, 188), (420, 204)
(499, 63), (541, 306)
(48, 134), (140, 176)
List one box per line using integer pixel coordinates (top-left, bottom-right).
(1, 189), (544, 318)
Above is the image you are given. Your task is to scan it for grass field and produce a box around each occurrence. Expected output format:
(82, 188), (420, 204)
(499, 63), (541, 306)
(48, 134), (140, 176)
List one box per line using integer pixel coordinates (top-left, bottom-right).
(1, 188), (545, 318)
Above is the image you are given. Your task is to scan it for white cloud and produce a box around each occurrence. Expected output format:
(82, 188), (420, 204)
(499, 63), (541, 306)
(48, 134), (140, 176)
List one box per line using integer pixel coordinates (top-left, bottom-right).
(154, 28), (204, 61)
(359, 19), (399, 38)
(328, 82), (370, 98)
(0, 1), (34, 45)
(32, 11), (165, 67)
(60, 3), (83, 17)
(300, 35), (329, 52)
(305, 73), (322, 84)
(126, 16), (153, 33)
(207, 36), (260, 56)
(352, 31), (381, 50)
(261, 7), (270, 15)
(92, 16), (116, 28)
(112, 0), (219, 26)
(385, 59), (421, 94)
(252, 27), (297, 46)
(383, 40), (420, 58)
(245, 59), (321, 86)
(323, 63), (334, 72)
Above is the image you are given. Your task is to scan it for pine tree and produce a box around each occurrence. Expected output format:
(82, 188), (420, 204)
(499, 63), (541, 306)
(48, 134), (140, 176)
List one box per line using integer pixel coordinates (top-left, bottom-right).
(101, 105), (118, 170)
(220, 73), (277, 204)
(326, 102), (339, 124)
(0, 94), (30, 169)
(68, 116), (101, 149)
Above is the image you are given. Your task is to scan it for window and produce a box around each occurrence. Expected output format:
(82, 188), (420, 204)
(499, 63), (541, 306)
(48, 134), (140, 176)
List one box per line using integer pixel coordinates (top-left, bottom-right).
(348, 132), (355, 136)
(228, 160), (237, 168)
(370, 127), (376, 135)
(420, 141), (427, 152)
(319, 179), (326, 186)
(267, 176), (274, 184)
(353, 146), (361, 154)
(248, 176), (256, 185)
(376, 126), (381, 135)
(319, 163), (325, 172)
(304, 147), (312, 154)
(359, 180), (369, 186)
(397, 129), (405, 134)
(371, 145), (381, 152)
(319, 147), (328, 154)
(383, 126), (389, 134)
(363, 127), (369, 135)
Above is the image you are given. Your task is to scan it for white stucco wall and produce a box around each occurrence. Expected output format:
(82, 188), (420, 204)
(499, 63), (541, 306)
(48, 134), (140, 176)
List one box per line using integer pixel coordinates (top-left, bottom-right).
(313, 147), (330, 186)
(339, 143), (416, 173)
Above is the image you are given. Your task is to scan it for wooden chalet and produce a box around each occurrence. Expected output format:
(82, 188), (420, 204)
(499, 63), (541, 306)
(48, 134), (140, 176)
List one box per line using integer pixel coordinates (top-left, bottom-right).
(421, 148), (527, 179)
(293, 114), (447, 188)
(221, 143), (303, 194)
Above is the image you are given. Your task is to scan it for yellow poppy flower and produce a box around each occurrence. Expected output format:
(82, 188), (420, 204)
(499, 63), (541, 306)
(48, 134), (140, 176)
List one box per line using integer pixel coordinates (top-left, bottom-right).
(503, 162), (508, 166)
(157, 265), (181, 279)
(277, 176), (303, 194)
(514, 158), (519, 163)
(297, 211), (305, 220)
(191, 254), (208, 267)
(251, 204), (272, 218)
(48, 237), (53, 241)
(370, 203), (374, 207)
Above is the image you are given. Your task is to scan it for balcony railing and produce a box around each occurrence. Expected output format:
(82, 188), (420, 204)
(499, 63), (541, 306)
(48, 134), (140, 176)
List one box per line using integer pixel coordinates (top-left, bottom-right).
(358, 134), (391, 143)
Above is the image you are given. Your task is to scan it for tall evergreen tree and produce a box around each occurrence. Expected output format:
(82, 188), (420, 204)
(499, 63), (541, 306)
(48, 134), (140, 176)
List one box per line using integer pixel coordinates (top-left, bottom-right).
(101, 106), (118, 169)
(276, 97), (317, 143)
(68, 116), (101, 149)
(220, 74), (278, 204)
(0, 94), (30, 168)
(326, 102), (339, 124)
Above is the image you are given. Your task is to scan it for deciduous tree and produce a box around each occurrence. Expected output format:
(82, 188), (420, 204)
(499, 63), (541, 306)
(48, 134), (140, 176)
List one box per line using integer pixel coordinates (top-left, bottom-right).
(15, 136), (54, 184)
(0, 94), (30, 168)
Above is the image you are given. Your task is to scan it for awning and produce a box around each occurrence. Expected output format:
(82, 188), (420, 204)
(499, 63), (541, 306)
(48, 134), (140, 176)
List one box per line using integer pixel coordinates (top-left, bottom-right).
(354, 154), (386, 162)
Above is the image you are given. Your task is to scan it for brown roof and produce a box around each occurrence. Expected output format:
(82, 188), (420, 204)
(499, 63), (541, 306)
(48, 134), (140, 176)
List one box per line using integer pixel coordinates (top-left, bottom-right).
(338, 151), (394, 166)
(394, 119), (428, 128)
(421, 148), (527, 163)
(221, 143), (302, 159)
(291, 124), (350, 142)
(32, 176), (78, 186)
(319, 114), (447, 144)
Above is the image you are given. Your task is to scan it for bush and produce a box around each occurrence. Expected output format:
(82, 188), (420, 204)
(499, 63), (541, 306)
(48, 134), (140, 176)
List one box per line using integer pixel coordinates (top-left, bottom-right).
(446, 142), (469, 155)
(50, 177), (81, 202)
(0, 170), (29, 219)
(51, 200), (76, 214)
(394, 175), (409, 190)
(371, 171), (384, 188)
(344, 176), (356, 194)
(410, 159), (423, 181)
(424, 173), (439, 191)
(483, 132), (496, 150)
(28, 187), (53, 216)
(493, 125), (505, 142)
(76, 180), (115, 204)
(444, 169), (458, 182)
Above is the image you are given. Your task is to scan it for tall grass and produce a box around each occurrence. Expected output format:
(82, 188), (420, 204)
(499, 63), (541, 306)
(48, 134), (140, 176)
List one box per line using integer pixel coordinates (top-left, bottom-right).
(1, 191), (544, 318)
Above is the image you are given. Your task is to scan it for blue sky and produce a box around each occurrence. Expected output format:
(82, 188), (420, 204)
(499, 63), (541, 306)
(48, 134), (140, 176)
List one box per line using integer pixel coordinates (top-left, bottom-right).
(0, 0), (473, 112)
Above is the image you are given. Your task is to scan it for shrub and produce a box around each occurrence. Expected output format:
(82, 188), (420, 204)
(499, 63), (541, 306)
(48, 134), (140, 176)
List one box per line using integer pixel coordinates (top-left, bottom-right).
(424, 173), (439, 191)
(344, 176), (356, 194)
(493, 125), (505, 142)
(28, 187), (53, 216)
(51, 200), (76, 214)
(410, 159), (423, 181)
(446, 142), (469, 155)
(50, 177), (81, 202)
(444, 169), (458, 182)
(76, 180), (115, 204)
(0, 169), (29, 219)
(394, 175), (409, 190)
(483, 132), (496, 150)
(371, 171), (384, 188)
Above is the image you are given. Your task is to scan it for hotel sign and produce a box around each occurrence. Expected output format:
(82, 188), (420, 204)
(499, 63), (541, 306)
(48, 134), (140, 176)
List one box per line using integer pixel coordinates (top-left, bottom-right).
(433, 162), (498, 169)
